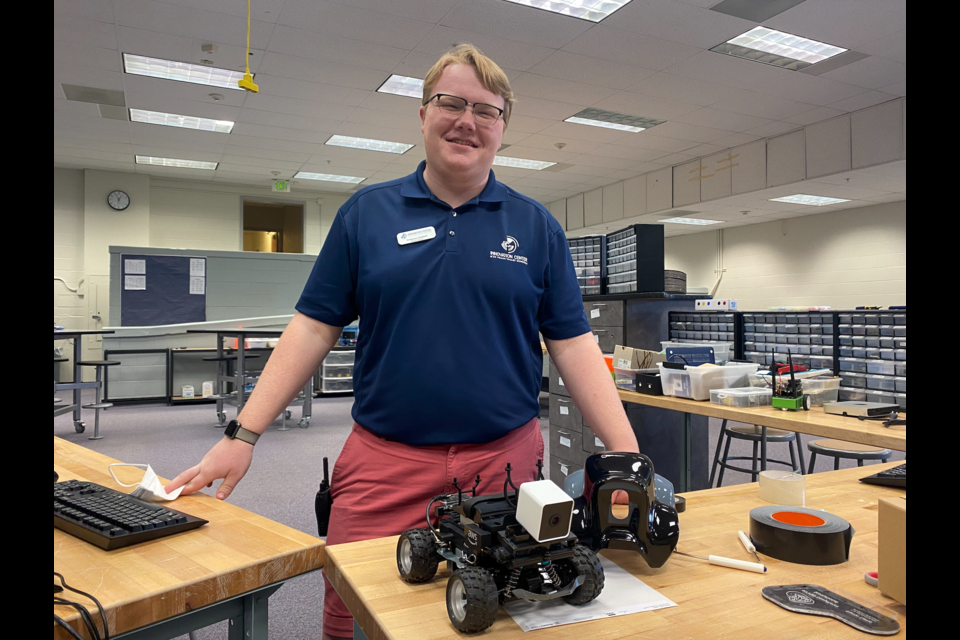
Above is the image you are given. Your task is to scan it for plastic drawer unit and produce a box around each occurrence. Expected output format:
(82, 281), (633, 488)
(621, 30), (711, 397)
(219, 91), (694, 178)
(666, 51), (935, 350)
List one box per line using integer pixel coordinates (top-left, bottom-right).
(322, 379), (353, 393)
(866, 375), (897, 391)
(661, 341), (734, 364)
(840, 372), (866, 388)
(657, 362), (760, 401)
(867, 361), (896, 375)
(325, 351), (355, 366)
(839, 358), (868, 373)
(323, 365), (353, 379)
(839, 388), (868, 402)
(710, 387), (772, 408)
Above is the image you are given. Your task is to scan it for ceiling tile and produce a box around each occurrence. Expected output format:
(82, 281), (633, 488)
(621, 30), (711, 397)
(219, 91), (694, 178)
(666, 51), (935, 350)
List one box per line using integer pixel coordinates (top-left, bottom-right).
(357, 91), (421, 115)
(609, 0), (756, 49)
(506, 95), (589, 121)
(267, 25), (404, 72)
(514, 134), (606, 156)
(277, 0), (433, 50)
(562, 26), (701, 71)
(238, 108), (343, 134)
(254, 75), (370, 106)
(744, 121), (800, 137)
(587, 145), (671, 163)
(711, 91), (815, 120)
(828, 91), (898, 112)
(783, 105), (845, 126)
(880, 81), (906, 97)
(119, 73), (248, 108)
(821, 56), (907, 90)
(54, 0), (115, 23)
(712, 132), (761, 148)
(609, 133), (700, 153)
(331, 122), (421, 146)
(114, 0), (276, 49)
(526, 51), (657, 91)
(55, 14), (118, 49)
(257, 53), (392, 91)
(115, 25), (263, 73)
(219, 135), (319, 155)
(511, 73), (619, 107)
(625, 73), (744, 107)
(534, 121), (630, 144)
(765, 0), (904, 49)
(503, 114), (556, 135)
(345, 107), (422, 131)
(589, 91), (701, 121)
(390, 50), (446, 79)
(223, 144), (313, 164)
(752, 73), (866, 107)
(219, 155), (305, 172)
(231, 122), (330, 144)
(664, 51), (792, 90)
(439, 0), (592, 49)
(325, 0), (459, 23)
(857, 29), (906, 64)
(675, 107), (773, 132)
(413, 25), (555, 73)
(642, 121), (730, 143)
(242, 93), (357, 121)
(55, 64), (124, 92)
(124, 92), (242, 121)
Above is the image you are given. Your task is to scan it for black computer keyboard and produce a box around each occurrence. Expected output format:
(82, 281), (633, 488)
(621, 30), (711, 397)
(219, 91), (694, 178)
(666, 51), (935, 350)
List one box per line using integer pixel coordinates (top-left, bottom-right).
(54, 479), (208, 551)
(859, 464), (906, 489)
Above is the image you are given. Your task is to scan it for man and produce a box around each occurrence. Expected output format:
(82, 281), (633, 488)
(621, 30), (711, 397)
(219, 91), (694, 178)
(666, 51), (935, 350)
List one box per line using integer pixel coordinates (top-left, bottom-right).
(166, 45), (638, 640)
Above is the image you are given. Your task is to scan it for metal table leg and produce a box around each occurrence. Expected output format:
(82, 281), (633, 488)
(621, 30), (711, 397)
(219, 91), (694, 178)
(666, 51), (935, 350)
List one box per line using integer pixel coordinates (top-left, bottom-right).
(709, 419), (728, 488)
(72, 336), (84, 430)
(760, 426), (768, 473)
(794, 432), (806, 474)
(237, 336), (247, 412)
(300, 380), (313, 428)
(680, 412), (692, 493)
(216, 334), (226, 426)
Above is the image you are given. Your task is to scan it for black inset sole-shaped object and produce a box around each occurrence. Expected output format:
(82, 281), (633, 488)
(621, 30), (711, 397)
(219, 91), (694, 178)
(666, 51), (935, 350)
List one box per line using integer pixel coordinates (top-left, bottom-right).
(762, 585), (900, 636)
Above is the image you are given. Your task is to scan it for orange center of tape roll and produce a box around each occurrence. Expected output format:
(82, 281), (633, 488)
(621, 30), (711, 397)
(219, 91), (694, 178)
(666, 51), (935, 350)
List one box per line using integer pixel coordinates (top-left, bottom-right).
(771, 511), (826, 527)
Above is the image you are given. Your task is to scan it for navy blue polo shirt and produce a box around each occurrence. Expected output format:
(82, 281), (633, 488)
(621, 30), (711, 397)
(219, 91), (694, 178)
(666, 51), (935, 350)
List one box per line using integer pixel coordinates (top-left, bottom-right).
(296, 161), (590, 445)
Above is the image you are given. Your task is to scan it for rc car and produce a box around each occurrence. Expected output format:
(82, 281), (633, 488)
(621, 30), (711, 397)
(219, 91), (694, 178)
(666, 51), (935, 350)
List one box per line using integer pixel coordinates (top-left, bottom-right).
(397, 452), (680, 633)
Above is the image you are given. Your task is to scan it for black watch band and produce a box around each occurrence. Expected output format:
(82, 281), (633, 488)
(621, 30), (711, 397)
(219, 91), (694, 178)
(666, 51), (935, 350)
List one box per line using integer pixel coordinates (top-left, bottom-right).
(224, 420), (260, 446)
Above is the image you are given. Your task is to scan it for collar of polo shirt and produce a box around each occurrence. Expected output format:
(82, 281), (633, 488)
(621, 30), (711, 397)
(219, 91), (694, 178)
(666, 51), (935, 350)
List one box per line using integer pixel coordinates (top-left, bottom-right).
(401, 161), (510, 207)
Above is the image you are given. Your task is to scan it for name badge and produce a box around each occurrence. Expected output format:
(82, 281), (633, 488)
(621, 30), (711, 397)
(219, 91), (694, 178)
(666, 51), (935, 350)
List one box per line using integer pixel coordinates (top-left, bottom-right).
(397, 226), (436, 245)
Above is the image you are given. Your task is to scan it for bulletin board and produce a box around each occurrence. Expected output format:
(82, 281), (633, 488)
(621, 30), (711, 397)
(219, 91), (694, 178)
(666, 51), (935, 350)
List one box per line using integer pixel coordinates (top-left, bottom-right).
(120, 254), (207, 326)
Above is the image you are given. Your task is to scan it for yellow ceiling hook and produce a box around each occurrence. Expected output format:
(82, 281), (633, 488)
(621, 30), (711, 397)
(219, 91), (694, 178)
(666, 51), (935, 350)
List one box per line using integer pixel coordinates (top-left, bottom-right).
(238, 0), (259, 93)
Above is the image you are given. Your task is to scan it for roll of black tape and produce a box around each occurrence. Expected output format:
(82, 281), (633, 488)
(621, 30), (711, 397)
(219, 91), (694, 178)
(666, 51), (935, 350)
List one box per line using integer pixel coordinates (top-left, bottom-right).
(749, 506), (855, 566)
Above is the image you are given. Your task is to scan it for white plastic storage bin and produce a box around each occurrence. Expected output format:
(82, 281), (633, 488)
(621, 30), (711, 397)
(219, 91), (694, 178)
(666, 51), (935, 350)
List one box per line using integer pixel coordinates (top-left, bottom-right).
(323, 365), (353, 379)
(325, 351), (356, 365)
(895, 377), (906, 393)
(839, 372), (866, 388)
(896, 393), (907, 411)
(658, 362), (761, 401)
(866, 375), (897, 391)
(710, 387), (772, 408)
(839, 388), (867, 402)
(839, 358), (867, 373)
(867, 360), (896, 375)
(801, 377), (840, 407)
(322, 379), (353, 393)
(660, 341), (734, 364)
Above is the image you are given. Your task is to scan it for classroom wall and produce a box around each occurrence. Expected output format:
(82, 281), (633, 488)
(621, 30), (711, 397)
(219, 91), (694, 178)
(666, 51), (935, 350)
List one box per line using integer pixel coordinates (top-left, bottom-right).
(664, 201), (907, 310)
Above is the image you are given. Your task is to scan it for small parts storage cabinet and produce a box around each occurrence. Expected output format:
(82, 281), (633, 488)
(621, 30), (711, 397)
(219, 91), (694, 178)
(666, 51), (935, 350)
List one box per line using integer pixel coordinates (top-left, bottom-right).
(322, 350), (355, 394)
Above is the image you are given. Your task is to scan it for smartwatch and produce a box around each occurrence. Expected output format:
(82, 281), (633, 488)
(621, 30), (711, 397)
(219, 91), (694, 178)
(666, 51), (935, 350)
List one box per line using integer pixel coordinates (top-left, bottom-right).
(224, 420), (260, 446)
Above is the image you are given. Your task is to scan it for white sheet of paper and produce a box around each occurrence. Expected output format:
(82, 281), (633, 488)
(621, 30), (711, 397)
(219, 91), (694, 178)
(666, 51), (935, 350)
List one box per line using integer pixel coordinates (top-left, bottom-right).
(559, 406), (569, 415)
(503, 555), (677, 632)
(124, 275), (146, 291)
(590, 308), (600, 319)
(125, 259), (146, 275)
(190, 258), (206, 277)
(189, 277), (205, 295)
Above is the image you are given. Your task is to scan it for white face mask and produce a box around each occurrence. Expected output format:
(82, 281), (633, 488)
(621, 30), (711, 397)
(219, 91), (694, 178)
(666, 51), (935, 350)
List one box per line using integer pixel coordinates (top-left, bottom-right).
(109, 464), (184, 502)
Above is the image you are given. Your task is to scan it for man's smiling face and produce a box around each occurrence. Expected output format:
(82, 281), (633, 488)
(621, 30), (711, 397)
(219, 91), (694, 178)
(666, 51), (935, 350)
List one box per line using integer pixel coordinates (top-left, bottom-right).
(420, 64), (505, 185)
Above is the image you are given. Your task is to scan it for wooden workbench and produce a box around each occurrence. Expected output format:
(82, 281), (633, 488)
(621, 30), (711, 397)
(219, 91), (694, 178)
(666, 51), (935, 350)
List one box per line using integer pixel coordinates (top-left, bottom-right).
(325, 463), (907, 640)
(617, 390), (907, 452)
(53, 437), (324, 639)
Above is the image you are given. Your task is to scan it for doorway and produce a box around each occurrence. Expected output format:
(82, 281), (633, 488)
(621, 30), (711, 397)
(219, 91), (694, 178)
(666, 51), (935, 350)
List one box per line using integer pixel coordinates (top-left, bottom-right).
(242, 200), (304, 253)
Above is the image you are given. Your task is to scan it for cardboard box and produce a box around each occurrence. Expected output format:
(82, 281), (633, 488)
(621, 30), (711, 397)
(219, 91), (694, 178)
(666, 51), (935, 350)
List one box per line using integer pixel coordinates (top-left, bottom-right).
(612, 345), (665, 371)
(878, 496), (906, 605)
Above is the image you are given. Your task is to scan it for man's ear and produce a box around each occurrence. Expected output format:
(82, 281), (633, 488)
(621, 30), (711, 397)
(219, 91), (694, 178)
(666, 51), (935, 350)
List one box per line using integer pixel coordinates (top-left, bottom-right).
(419, 106), (426, 133)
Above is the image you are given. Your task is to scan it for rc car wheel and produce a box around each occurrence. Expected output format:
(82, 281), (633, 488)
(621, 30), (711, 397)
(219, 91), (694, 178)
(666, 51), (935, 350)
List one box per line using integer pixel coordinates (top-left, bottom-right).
(562, 545), (605, 606)
(803, 395), (812, 411)
(397, 528), (440, 583)
(446, 566), (499, 633)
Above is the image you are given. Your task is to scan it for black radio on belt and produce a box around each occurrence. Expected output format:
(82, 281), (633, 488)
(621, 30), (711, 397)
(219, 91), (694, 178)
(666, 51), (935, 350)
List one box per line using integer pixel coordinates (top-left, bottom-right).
(315, 457), (333, 537)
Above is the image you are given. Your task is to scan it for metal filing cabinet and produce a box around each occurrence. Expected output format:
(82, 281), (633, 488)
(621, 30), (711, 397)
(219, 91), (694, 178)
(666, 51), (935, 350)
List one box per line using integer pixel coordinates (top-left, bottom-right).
(584, 300), (625, 355)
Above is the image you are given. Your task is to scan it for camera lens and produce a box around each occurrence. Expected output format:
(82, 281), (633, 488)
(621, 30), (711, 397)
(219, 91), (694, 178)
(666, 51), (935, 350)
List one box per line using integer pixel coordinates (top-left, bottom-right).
(549, 514), (561, 527)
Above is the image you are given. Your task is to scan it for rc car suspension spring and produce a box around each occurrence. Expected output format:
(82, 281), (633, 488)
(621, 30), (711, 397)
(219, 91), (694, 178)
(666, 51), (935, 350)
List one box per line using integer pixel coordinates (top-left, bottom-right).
(544, 562), (562, 589)
(505, 568), (522, 594)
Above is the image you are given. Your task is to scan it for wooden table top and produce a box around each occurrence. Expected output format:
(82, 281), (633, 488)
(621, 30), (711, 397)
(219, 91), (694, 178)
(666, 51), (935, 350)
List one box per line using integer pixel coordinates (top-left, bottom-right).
(325, 463), (907, 640)
(53, 437), (324, 639)
(618, 390), (907, 452)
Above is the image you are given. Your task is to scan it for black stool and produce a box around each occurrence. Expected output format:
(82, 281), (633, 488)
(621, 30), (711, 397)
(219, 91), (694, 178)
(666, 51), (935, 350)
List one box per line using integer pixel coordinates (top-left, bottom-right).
(711, 420), (804, 487)
(54, 358), (68, 404)
(807, 439), (892, 472)
(203, 354), (261, 427)
(77, 360), (120, 440)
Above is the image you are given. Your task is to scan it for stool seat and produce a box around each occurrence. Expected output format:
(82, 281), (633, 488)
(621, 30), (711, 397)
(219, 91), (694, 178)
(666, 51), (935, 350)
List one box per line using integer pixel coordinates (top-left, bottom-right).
(808, 439), (891, 457)
(728, 425), (796, 442)
(82, 402), (114, 410)
(203, 354), (261, 362)
(54, 358), (69, 363)
(77, 360), (121, 367)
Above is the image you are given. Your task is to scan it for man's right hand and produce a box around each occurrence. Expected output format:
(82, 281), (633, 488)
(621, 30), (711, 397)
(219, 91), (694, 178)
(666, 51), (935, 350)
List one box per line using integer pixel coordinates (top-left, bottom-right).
(165, 437), (254, 501)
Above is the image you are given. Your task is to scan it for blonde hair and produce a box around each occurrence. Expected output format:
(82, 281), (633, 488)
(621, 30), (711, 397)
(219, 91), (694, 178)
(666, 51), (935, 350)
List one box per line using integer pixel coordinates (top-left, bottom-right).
(421, 43), (516, 127)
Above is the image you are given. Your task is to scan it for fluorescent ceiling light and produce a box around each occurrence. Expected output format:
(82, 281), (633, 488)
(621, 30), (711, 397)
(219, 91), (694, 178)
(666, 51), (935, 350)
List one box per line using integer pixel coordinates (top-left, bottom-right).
(492, 156), (557, 170)
(294, 172), (365, 184)
(325, 135), (414, 154)
(503, 0), (633, 23)
(377, 75), (424, 99)
(711, 27), (847, 71)
(130, 108), (234, 133)
(123, 53), (246, 89)
(135, 155), (218, 170)
(659, 217), (722, 226)
(770, 194), (851, 206)
(564, 108), (665, 132)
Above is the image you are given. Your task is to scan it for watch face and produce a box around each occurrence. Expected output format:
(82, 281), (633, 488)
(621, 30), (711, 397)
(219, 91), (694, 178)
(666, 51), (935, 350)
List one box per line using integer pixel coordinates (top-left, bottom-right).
(107, 190), (130, 211)
(224, 420), (240, 438)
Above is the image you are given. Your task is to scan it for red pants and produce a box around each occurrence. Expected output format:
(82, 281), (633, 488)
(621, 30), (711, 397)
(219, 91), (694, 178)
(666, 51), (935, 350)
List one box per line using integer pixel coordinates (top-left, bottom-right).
(322, 419), (544, 637)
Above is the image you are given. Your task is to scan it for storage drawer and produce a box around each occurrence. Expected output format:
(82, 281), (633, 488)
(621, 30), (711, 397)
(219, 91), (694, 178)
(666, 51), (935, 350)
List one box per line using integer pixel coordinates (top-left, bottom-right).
(322, 365), (353, 378)
(584, 301), (624, 327)
(839, 388), (867, 402)
(324, 351), (355, 365)
(322, 379), (353, 393)
(582, 425), (607, 455)
(551, 424), (584, 465)
(591, 326), (623, 354)
(549, 394), (582, 433)
(550, 456), (583, 490)
(549, 361), (570, 397)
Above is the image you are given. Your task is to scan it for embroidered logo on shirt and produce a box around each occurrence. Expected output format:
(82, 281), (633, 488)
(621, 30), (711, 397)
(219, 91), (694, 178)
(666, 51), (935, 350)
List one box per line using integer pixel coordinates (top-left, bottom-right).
(491, 236), (527, 265)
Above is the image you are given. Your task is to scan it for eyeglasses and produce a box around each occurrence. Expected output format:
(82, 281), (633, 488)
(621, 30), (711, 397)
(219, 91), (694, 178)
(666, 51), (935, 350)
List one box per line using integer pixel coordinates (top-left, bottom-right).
(426, 94), (504, 125)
